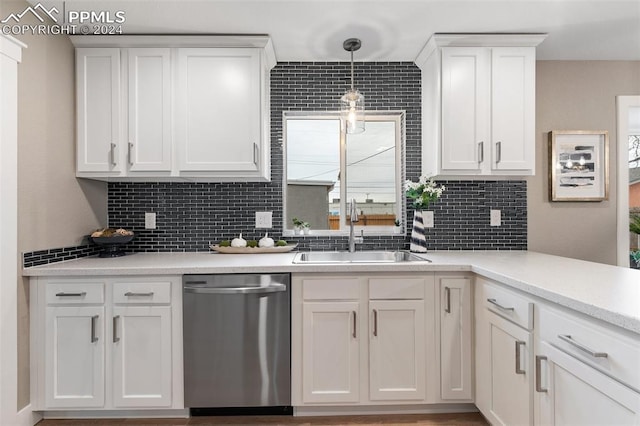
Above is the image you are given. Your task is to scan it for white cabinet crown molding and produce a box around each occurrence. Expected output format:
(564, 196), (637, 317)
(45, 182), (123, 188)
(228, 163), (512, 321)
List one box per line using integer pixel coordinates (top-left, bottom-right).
(0, 34), (27, 61)
(415, 33), (547, 68)
(69, 35), (277, 69)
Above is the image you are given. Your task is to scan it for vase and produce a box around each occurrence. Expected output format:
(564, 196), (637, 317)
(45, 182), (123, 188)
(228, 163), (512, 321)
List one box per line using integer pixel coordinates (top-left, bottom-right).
(410, 210), (428, 253)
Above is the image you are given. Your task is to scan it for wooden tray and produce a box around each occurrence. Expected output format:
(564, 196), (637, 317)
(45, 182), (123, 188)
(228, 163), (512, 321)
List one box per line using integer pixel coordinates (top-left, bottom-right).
(210, 243), (297, 254)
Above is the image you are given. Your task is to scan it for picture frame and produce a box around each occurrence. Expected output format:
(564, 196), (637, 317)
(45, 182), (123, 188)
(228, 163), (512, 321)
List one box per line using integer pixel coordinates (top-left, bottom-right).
(548, 130), (609, 202)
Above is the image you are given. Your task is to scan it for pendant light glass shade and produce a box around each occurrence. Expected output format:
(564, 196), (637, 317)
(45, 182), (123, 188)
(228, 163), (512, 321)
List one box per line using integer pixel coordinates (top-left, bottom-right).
(341, 38), (365, 134)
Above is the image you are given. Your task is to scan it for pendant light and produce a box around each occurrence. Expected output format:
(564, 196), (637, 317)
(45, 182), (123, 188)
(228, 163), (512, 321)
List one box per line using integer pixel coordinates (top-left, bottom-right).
(340, 38), (365, 134)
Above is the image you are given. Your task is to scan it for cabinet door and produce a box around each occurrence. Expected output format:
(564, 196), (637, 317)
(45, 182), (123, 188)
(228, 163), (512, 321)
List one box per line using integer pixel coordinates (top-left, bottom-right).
(440, 47), (490, 171)
(177, 48), (261, 173)
(76, 48), (121, 173)
(536, 341), (640, 425)
(481, 312), (533, 426)
(45, 306), (105, 408)
(491, 47), (535, 171)
(302, 301), (360, 403)
(440, 277), (472, 400)
(112, 305), (172, 407)
(369, 300), (426, 401)
(127, 48), (172, 172)
(302, 302), (360, 403)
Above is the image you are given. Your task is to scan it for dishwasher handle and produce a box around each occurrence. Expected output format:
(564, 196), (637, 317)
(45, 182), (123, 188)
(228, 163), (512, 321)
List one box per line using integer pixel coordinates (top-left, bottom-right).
(184, 283), (287, 295)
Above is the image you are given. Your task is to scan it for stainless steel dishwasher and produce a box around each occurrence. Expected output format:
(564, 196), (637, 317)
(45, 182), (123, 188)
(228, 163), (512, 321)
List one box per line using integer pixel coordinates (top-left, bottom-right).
(183, 273), (290, 410)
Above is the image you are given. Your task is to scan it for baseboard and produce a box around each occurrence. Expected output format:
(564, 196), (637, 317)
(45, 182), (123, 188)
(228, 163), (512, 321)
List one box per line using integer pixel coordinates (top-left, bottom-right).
(16, 404), (42, 426)
(41, 408), (189, 419)
(293, 403), (479, 417)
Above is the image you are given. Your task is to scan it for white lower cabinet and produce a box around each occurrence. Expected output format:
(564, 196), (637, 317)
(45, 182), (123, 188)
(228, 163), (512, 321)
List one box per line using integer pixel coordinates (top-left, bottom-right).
(475, 276), (534, 426)
(45, 306), (105, 408)
(112, 305), (173, 407)
(369, 299), (425, 401)
(292, 273), (433, 407)
(32, 276), (183, 412)
(301, 301), (360, 403)
(438, 275), (473, 401)
(534, 305), (640, 425)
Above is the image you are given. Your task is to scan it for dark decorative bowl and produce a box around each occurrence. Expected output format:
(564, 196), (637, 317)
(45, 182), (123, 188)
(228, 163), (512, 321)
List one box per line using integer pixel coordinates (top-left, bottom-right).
(89, 234), (135, 258)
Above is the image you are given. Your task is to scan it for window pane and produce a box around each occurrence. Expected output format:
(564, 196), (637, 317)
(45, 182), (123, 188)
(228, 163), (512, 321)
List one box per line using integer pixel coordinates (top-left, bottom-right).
(286, 119), (340, 230)
(344, 121), (397, 227)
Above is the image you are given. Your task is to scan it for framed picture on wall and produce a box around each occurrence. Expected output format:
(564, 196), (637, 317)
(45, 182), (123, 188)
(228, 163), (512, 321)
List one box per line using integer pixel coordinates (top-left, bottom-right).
(548, 130), (609, 202)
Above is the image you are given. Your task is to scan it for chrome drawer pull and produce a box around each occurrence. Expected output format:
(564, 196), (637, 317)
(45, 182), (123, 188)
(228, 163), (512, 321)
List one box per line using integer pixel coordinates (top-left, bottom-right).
(558, 334), (608, 358)
(124, 292), (154, 297)
(55, 292), (86, 297)
(487, 298), (515, 312)
(444, 287), (451, 313)
(515, 341), (526, 374)
(90, 315), (99, 343)
(535, 355), (548, 393)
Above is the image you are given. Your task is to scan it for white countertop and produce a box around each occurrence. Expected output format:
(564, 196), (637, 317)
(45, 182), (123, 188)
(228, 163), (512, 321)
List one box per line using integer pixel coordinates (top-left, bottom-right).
(24, 250), (640, 334)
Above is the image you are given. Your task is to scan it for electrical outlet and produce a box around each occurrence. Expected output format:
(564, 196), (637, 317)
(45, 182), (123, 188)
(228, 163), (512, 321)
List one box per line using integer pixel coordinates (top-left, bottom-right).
(490, 209), (501, 227)
(145, 212), (157, 229)
(423, 210), (434, 228)
(255, 211), (273, 229)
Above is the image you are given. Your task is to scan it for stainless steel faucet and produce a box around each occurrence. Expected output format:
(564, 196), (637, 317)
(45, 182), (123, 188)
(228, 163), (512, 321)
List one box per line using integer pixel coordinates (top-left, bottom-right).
(348, 199), (360, 252)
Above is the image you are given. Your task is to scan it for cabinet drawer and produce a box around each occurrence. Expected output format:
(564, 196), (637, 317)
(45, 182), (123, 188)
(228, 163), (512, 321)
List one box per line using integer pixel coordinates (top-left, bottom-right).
(539, 305), (640, 392)
(369, 278), (425, 300)
(113, 281), (172, 304)
(483, 281), (533, 330)
(46, 282), (105, 304)
(302, 278), (360, 300)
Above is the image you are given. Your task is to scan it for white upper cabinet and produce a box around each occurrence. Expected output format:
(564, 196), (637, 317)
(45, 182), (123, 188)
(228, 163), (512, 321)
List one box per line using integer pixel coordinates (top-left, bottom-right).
(416, 34), (545, 177)
(127, 48), (172, 172)
(76, 48), (121, 173)
(72, 36), (275, 182)
(177, 48), (262, 175)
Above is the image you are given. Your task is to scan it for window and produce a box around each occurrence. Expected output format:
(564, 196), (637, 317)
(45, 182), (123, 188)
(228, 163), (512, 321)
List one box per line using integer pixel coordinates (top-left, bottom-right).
(284, 111), (404, 235)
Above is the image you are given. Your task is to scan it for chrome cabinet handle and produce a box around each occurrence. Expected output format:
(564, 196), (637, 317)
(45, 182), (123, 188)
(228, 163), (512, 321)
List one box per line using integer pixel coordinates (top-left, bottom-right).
(535, 355), (548, 393)
(113, 316), (120, 343)
(124, 292), (154, 297)
(515, 341), (526, 374)
(90, 315), (99, 343)
(444, 287), (451, 313)
(128, 142), (134, 165)
(110, 143), (117, 166)
(558, 334), (608, 358)
(372, 309), (378, 337)
(253, 142), (259, 165)
(496, 141), (502, 163)
(487, 298), (515, 312)
(55, 292), (86, 297)
(352, 311), (357, 339)
(478, 141), (484, 163)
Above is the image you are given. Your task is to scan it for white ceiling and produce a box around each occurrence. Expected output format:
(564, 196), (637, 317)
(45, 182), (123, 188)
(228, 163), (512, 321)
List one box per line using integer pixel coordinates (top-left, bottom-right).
(38, 0), (640, 61)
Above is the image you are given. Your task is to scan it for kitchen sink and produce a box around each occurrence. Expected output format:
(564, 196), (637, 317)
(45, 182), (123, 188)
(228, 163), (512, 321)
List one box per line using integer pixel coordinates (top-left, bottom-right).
(292, 250), (429, 264)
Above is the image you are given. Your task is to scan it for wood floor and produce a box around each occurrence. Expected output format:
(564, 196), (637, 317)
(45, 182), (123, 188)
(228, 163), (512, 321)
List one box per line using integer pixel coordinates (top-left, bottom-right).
(37, 412), (488, 426)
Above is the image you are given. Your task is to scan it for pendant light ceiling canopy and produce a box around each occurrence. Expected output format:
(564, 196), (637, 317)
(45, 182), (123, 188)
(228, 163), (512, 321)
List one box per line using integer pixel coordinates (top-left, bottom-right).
(340, 38), (365, 134)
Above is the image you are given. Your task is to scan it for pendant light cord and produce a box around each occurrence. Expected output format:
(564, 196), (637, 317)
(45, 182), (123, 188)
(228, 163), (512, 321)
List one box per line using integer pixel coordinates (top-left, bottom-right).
(350, 50), (355, 92)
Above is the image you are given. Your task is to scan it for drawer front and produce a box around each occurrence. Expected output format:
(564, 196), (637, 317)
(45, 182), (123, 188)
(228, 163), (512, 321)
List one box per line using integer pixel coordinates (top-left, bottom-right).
(112, 280), (172, 304)
(302, 278), (360, 300)
(482, 280), (533, 330)
(539, 305), (640, 392)
(46, 281), (105, 304)
(369, 277), (425, 300)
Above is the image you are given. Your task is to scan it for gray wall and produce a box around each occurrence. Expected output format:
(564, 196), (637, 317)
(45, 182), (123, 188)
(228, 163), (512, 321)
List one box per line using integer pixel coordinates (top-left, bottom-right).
(529, 61), (640, 265)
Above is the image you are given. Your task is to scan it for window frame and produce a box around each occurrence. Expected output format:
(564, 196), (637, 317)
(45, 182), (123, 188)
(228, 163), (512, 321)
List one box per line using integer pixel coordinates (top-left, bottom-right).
(282, 110), (405, 237)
